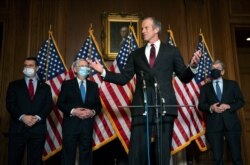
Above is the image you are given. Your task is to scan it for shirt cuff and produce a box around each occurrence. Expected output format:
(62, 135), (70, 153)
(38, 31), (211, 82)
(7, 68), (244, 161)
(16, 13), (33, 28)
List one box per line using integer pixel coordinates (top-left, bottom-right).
(101, 69), (106, 77)
(190, 65), (198, 74)
(70, 108), (75, 117)
(35, 115), (41, 121)
(209, 106), (213, 113)
(19, 114), (25, 121)
(91, 109), (96, 117)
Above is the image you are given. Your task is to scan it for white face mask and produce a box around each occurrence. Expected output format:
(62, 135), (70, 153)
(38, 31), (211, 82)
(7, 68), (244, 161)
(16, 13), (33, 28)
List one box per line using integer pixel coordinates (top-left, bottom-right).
(23, 67), (36, 77)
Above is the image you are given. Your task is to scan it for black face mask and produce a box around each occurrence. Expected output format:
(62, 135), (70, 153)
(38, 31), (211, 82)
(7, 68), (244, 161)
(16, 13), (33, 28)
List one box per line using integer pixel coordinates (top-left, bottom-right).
(210, 69), (221, 79)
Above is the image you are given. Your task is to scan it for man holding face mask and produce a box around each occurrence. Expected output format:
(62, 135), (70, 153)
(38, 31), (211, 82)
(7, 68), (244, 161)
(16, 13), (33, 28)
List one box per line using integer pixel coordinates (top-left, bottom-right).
(6, 57), (53, 165)
(57, 59), (101, 165)
(198, 60), (245, 165)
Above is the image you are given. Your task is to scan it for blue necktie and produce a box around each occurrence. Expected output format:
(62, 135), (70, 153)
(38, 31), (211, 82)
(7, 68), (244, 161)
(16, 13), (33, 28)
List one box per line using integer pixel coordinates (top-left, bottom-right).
(216, 81), (222, 101)
(80, 81), (86, 103)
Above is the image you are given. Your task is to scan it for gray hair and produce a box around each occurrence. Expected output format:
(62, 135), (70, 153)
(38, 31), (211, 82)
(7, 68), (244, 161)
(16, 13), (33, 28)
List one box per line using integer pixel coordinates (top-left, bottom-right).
(211, 60), (225, 70)
(143, 17), (162, 34)
(72, 58), (88, 68)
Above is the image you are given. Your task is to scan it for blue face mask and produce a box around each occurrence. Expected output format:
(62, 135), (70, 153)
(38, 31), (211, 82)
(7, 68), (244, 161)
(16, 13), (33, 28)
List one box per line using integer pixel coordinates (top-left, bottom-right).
(78, 67), (90, 77)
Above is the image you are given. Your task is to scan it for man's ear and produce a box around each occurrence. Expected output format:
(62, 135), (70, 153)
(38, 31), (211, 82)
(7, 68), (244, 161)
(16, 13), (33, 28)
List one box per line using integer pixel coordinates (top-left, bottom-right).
(73, 67), (77, 74)
(221, 70), (225, 76)
(154, 27), (160, 34)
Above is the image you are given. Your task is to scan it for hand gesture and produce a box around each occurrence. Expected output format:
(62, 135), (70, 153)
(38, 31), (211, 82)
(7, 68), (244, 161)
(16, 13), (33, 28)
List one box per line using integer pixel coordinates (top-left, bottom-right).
(87, 58), (104, 74)
(190, 50), (202, 68)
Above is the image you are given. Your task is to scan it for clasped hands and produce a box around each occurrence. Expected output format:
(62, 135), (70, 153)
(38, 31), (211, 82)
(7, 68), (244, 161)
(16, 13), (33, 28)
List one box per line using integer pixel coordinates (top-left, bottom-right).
(71, 108), (95, 119)
(21, 115), (39, 127)
(210, 103), (231, 113)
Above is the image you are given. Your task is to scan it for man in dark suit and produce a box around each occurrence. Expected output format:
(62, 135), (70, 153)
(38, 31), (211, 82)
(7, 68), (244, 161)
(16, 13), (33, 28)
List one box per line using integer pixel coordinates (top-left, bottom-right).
(88, 17), (201, 165)
(6, 57), (53, 165)
(57, 59), (101, 165)
(198, 60), (245, 165)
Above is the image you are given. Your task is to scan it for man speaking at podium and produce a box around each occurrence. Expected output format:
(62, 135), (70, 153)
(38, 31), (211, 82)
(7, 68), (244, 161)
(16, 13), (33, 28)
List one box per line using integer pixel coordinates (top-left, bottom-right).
(89, 17), (201, 165)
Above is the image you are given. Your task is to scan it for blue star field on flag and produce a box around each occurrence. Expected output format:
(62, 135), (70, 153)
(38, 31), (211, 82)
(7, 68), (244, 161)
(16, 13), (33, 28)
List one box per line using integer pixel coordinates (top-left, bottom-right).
(116, 31), (138, 71)
(194, 34), (213, 84)
(37, 37), (66, 81)
(166, 30), (175, 47)
(75, 35), (105, 75)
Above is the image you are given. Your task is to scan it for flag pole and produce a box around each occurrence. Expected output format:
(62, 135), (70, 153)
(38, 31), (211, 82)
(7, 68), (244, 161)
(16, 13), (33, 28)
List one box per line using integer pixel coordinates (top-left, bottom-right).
(88, 24), (93, 60)
(45, 26), (52, 81)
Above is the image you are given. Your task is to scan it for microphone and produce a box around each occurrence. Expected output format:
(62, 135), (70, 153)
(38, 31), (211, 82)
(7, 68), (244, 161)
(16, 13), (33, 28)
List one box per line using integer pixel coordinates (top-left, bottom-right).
(151, 72), (160, 97)
(140, 70), (146, 90)
(152, 73), (158, 89)
(140, 71), (147, 104)
(141, 70), (148, 116)
(161, 98), (166, 116)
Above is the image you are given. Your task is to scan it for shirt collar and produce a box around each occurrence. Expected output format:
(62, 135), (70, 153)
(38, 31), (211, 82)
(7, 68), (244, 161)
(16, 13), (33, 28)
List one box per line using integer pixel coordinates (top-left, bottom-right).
(77, 77), (86, 84)
(25, 76), (37, 82)
(213, 77), (223, 83)
(147, 40), (161, 49)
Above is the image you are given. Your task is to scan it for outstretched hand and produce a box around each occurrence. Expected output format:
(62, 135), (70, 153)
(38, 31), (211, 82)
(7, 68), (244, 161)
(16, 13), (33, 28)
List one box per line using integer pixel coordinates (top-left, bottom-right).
(87, 58), (104, 74)
(190, 50), (202, 68)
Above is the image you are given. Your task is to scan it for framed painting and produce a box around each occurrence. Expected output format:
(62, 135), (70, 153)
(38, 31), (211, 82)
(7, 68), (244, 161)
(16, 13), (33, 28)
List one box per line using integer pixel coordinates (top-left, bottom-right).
(101, 12), (143, 60)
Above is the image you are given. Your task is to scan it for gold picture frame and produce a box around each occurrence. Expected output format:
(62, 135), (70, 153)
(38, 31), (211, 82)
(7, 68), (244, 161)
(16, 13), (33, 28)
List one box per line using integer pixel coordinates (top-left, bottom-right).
(101, 12), (143, 60)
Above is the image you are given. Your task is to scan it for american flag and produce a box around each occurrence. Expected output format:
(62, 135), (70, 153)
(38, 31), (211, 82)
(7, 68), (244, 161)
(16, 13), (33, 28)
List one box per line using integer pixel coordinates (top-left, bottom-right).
(36, 31), (66, 160)
(72, 28), (116, 149)
(166, 30), (208, 154)
(99, 26), (138, 152)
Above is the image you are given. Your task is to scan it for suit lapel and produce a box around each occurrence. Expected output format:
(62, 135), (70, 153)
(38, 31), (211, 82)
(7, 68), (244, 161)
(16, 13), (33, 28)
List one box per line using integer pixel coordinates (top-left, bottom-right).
(153, 42), (164, 67)
(139, 46), (149, 67)
(209, 82), (218, 100)
(221, 79), (227, 101)
(72, 78), (83, 100)
(21, 79), (31, 99)
(35, 80), (43, 93)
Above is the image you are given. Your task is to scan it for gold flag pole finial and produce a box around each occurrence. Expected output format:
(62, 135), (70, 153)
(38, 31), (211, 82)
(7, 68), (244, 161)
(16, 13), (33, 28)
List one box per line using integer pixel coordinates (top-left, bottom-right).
(49, 25), (52, 34)
(168, 24), (171, 30)
(89, 23), (93, 32)
(199, 28), (202, 34)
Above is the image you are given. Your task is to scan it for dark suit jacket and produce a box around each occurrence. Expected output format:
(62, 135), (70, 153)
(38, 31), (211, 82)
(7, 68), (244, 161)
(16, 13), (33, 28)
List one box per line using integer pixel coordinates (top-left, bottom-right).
(198, 79), (245, 132)
(104, 42), (194, 117)
(6, 79), (53, 134)
(57, 78), (101, 135)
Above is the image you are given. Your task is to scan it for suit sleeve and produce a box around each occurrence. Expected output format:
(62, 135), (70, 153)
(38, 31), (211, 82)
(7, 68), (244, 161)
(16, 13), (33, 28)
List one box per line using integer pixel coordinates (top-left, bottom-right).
(57, 81), (73, 116)
(37, 84), (53, 120)
(104, 51), (135, 85)
(92, 83), (102, 116)
(173, 47), (194, 83)
(6, 82), (22, 120)
(228, 81), (245, 112)
(198, 85), (212, 113)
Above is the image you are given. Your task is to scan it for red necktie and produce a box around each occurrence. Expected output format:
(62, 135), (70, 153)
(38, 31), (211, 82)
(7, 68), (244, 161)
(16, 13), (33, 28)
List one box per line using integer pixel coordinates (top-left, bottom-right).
(28, 79), (34, 100)
(149, 44), (156, 68)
